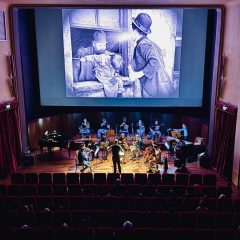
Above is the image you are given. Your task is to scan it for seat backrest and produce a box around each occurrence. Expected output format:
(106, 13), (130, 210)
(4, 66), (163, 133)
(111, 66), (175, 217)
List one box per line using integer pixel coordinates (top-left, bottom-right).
(107, 173), (120, 184)
(189, 174), (202, 185)
(121, 173), (134, 185)
(11, 173), (25, 184)
(135, 173), (147, 185)
(175, 174), (189, 185)
(94, 173), (107, 184)
(66, 173), (80, 184)
(80, 173), (93, 184)
(147, 173), (161, 185)
(25, 173), (38, 184)
(203, 174), (217, 186)
(39, 173), (52, 184)
(53, 173), (66, 185)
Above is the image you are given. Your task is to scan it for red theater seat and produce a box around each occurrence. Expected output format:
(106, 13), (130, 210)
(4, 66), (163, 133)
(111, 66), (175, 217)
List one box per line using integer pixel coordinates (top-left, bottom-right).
(135, 173), (147, 185)
(11, 173), (25, 184)
(53, 173), (66, 185)
(121, 173), (134, 185)
(66, 173), (80, 184)
(25, 173), (38, 184)
(161, 173), (175, 185)
(107, 173), (120, 184)
(80, 173), (93, 184)
(94, 173), (107, 184)
(39, 173), (52, 185)
(175, 173), (189, 185)
(203, 174), (217, 186)
(189, 174), (203, 185)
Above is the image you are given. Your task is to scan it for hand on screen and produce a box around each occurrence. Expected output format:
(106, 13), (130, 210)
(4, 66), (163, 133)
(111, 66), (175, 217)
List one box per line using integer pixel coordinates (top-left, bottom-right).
(80, 57), (86, 62)
(128, 65), (143, 81)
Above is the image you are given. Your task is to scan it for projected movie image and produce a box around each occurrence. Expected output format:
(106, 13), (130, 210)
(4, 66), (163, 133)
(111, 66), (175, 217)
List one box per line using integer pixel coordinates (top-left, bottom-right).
(62, 9), (183, 98)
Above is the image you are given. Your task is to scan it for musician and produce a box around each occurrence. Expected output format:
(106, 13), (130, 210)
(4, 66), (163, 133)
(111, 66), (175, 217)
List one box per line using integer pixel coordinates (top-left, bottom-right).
(174, 123), (188, 140)
(118, 132), (129, 162)
(84, 137), (97, 159)
(181, 123), (188, 140)
(40, 130), (61, 153)
(51, 130), (59, 138)
(144, 139), (157, 163)
(136, 119), (145, 139)
(79, 118), (90, 136)
(76, 144), (92, 171)
(118, 133), (129, 148)
(107, 139), (123, 174)
(94, 133), (109, 159)
(175, 140), (187, 168)
(130, 134), (143, 159)
(147, 146), (162, 173)
(97, 118), (110, 138)
(119, 117), (129, 136)
(150, 120), (162, 140)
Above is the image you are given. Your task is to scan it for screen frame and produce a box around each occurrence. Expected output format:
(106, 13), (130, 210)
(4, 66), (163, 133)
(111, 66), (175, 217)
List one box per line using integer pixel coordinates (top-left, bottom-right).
(10, 4), (224, 113)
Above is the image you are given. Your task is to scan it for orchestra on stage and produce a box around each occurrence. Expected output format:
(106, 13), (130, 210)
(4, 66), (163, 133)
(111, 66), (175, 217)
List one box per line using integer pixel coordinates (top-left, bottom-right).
(39, 117), (207, 174)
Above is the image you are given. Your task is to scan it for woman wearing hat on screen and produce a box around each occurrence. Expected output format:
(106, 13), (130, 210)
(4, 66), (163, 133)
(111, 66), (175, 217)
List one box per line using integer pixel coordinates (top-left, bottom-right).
(128, 13), (176, 98)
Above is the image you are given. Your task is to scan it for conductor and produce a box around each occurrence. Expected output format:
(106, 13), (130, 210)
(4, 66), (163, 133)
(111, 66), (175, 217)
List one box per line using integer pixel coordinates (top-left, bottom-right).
(108, 139), (123, 174)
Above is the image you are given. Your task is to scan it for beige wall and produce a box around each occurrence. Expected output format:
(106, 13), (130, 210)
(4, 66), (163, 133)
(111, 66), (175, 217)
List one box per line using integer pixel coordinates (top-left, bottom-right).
(0, 2), (12, 101)
(0, 0), (239, 185)
(220, 3), (240, 185)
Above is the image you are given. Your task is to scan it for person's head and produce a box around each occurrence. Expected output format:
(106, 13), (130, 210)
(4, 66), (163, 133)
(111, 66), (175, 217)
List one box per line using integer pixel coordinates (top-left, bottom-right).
(83, 118), (87, 122)
(199, 199), (207, 208)
(102, 118), (106, 123)
(110, 54), (124, 71)
(123, 117), (127, 122)
(92, 30), (107, 54)
(115, 139), (118, 144)
(102, 133), (107, 138)
(120, 132), (125, 138)
(43, 207), (50, 212)
(21, 224), (30, 229)
(62, 222), (68, 228)
(182, 123), (186, 128)
(155, 120), (159, 125)
(139, 119), (142, 123)
(218, 194), (226, 199)
(123, 220), (133, 230)
(115, 178), (121, 186)
(131, 13), (152, 40)
(84, 141), (89, 147)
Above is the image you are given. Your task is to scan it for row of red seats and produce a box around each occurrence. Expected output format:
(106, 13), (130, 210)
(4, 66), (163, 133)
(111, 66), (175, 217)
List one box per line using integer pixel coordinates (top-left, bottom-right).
(0, 227), (238, 240)
(0, 184), (231, 198)
(11, 172), (217, 186)
(1, 210), (240, 229)
(1, 196), (239, 212)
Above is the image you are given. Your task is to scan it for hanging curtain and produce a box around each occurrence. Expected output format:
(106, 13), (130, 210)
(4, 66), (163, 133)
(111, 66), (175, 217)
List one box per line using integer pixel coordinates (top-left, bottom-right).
(212, 101), (238, 181)
(0, 100), (22, 178)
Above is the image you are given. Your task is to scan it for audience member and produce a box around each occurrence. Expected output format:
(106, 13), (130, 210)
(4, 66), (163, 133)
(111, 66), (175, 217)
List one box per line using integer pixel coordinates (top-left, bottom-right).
(196, 199), (208, 212)
(123, 220), (133, 230)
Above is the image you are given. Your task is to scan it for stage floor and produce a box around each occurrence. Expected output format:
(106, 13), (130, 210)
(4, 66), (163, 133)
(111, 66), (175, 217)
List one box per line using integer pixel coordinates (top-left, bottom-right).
(3, 147), (228, 187)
